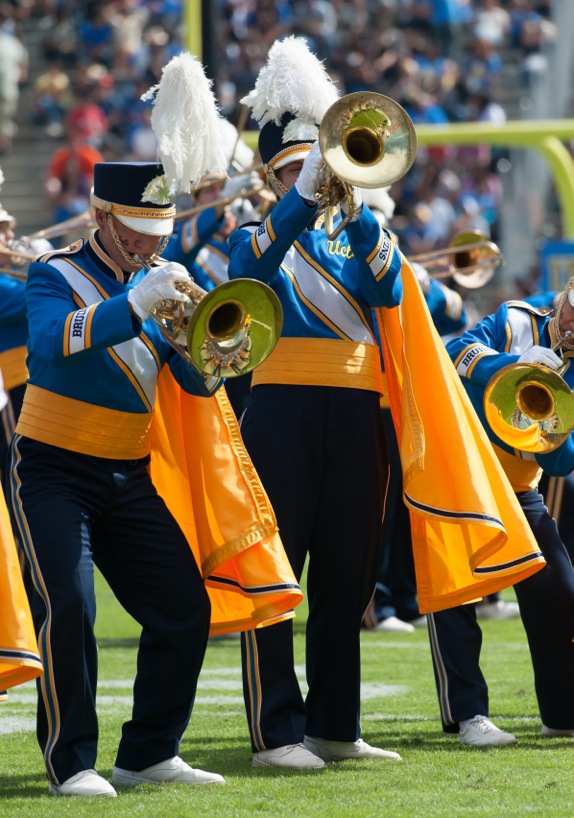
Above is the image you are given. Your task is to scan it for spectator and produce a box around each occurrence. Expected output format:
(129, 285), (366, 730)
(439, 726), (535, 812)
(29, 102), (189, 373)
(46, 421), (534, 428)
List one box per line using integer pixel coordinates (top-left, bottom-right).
(0, 11), (28, 154)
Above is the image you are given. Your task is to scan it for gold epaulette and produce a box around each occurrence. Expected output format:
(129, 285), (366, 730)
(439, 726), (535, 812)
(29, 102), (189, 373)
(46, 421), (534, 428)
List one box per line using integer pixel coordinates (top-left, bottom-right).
(36, 239), (84, 264)
(506, 299), (553, 317)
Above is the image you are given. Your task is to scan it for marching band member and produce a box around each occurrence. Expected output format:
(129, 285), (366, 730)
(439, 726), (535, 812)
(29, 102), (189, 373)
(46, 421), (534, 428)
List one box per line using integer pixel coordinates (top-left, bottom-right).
(0, 168), (55, 492)
(0, 192), (27, 492)
(8, 52), (303, 797)
(228, 36), (405, 769)
(9, 160), (227, 796)
(429, 280), (574, 744)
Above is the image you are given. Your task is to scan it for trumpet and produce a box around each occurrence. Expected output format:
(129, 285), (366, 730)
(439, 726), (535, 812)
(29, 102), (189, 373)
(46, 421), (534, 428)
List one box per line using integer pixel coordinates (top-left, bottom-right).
(317, 91), (418, 241)
(409, 229), (504, 289)
(483, 333), (574, 453)
(137, 256), (283, 379)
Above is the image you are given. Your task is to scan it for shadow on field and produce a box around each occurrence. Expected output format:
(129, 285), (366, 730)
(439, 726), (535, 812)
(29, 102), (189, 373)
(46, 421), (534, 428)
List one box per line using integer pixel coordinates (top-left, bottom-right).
(366, 725), (574, 754)
(0, 774), (52, 797)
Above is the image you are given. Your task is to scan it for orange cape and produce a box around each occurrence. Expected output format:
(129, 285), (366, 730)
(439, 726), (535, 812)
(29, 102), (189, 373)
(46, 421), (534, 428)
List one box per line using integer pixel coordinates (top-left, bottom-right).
(0, 486), (42, 690)
(150, 369), (303, 635)
(376, 259), (546, 613)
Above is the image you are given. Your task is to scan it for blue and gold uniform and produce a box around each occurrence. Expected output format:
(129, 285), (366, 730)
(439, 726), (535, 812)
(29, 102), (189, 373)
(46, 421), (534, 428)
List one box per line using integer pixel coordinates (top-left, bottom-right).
(428, 297), (574, 735)
(7, 162), (224, 788)
(228, 177), (404, 751)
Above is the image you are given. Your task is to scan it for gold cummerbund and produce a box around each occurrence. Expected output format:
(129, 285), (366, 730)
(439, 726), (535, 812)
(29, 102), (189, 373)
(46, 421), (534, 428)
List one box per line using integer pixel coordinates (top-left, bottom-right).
(16, 384), (154, 459)
(493, 443), (542, 493)
(251, 337), (385, 393)
(0, 346), (28, 391)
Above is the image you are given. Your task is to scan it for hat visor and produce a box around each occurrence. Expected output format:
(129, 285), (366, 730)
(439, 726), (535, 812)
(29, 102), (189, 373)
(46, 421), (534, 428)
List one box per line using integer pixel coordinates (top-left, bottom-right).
(271, 145), (312, 172)
(568, 289), (574, 308)
(116, 213), (174, 236)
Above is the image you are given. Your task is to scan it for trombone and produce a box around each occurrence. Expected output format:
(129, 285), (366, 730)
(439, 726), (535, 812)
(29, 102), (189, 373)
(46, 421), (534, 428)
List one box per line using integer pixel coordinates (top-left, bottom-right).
(137, 256), (283, 379)
(483, 332), (574, 453)
(409, 229), (504, 289)
(174, 183), (274, 222)
(317, 91), (418, 241)
(24, 211), (96, 244)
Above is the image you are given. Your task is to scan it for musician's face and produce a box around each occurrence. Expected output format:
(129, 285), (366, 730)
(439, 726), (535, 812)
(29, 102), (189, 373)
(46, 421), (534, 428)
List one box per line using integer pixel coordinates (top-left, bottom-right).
(559, 293), (574, 336)
(276, 160), (304, 191)
(198, 182), (224, 204)
(96, 210), (165, 271)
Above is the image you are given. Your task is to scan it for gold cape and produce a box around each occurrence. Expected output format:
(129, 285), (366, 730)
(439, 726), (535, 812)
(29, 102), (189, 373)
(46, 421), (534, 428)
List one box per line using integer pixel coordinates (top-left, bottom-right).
(150, 369), (303, 635)
(376, 259), (546, 613)
(0, 486), (43, 690)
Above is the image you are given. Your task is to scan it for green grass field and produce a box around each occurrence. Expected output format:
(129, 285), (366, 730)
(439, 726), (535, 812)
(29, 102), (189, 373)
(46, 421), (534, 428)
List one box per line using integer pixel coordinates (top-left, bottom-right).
(1, 572), (572, 818)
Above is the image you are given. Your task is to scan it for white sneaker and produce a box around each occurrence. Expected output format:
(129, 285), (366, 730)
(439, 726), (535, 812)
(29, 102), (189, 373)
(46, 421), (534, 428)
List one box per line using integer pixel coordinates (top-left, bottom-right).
(252, 743), (325, 769)
(112, 756), (224, 786)
(48, 770), (117, 797)
(304, 736), (401, 761)
(459, 716), (517, 747)
(541, 724), (574, 738)
(476, 600), (520, 620)
(409, 615), (428, 628)
(372, 616), (415, 633)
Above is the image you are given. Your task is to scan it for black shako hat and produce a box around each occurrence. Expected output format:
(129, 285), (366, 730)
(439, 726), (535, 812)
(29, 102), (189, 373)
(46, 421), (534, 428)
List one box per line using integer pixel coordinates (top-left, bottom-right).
(258, 112), (315, 173)
(91, 161), (175, 236)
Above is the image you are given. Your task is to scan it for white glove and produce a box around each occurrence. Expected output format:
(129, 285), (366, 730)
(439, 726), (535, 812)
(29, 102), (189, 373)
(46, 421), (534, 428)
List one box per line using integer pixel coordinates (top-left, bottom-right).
(411, 261), (431, 293)
(340, 186), (363, 222)
(128, 261), (191, 322)
(517, 345), (563, 370)
(222, 170), (262, 201)
(295, 141), (324, 203)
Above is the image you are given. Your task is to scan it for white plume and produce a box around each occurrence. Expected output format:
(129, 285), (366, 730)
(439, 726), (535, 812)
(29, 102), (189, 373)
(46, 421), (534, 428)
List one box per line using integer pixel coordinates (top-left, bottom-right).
(241, 36), (340, 131)
(0, 167), (4, 191)
(142, 52), (228, 193)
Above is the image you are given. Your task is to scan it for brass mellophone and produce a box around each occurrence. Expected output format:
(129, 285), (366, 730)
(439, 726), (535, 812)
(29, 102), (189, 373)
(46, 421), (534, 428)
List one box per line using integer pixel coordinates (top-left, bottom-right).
(137, 256), (283, 379)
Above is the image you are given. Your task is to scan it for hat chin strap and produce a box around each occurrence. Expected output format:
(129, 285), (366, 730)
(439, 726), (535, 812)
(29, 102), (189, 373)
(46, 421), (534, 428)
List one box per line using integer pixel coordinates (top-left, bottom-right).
(106, 214), (167, 270)
(265, 166), (288, 200)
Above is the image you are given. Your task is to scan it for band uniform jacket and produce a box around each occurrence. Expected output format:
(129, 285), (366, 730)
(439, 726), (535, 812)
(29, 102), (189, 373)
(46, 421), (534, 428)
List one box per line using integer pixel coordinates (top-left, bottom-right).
(12, 234), (303, 635)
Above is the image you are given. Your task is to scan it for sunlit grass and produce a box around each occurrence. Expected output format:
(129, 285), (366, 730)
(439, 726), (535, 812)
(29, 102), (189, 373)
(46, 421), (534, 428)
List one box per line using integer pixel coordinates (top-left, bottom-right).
(0, 572), (572, 818)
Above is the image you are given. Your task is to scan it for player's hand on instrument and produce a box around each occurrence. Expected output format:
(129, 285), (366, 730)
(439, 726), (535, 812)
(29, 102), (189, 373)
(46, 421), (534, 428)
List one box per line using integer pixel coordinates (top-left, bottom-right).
(295, 141), (323, 203)
(128, 262), (191, 321)
(340, 186), (363, 222)
(517, 345), (563, 371)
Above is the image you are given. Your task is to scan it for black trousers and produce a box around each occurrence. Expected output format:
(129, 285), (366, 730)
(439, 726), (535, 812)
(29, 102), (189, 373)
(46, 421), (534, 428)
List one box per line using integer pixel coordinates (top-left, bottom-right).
(9, 436), (210, 784)
(239, 385), (387, 751)
(428, 489), (574, 731)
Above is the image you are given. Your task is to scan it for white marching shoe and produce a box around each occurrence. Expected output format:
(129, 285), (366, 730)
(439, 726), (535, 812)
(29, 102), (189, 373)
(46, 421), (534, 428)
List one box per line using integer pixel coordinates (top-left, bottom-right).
(252, 743), (325, 769)
(458, 716), (517, 747)
(48, 769), (117, 797)
(112, 755), (225, 786)
(372, 616), (415, 633)
(476, 600), (520, 620)
(304, 736), (401, 761)
(541, 724), (574, 738)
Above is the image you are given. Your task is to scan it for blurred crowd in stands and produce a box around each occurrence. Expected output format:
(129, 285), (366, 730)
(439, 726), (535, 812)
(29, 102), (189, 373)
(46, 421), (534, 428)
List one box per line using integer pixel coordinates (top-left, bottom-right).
(0, 0), (560, 294)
